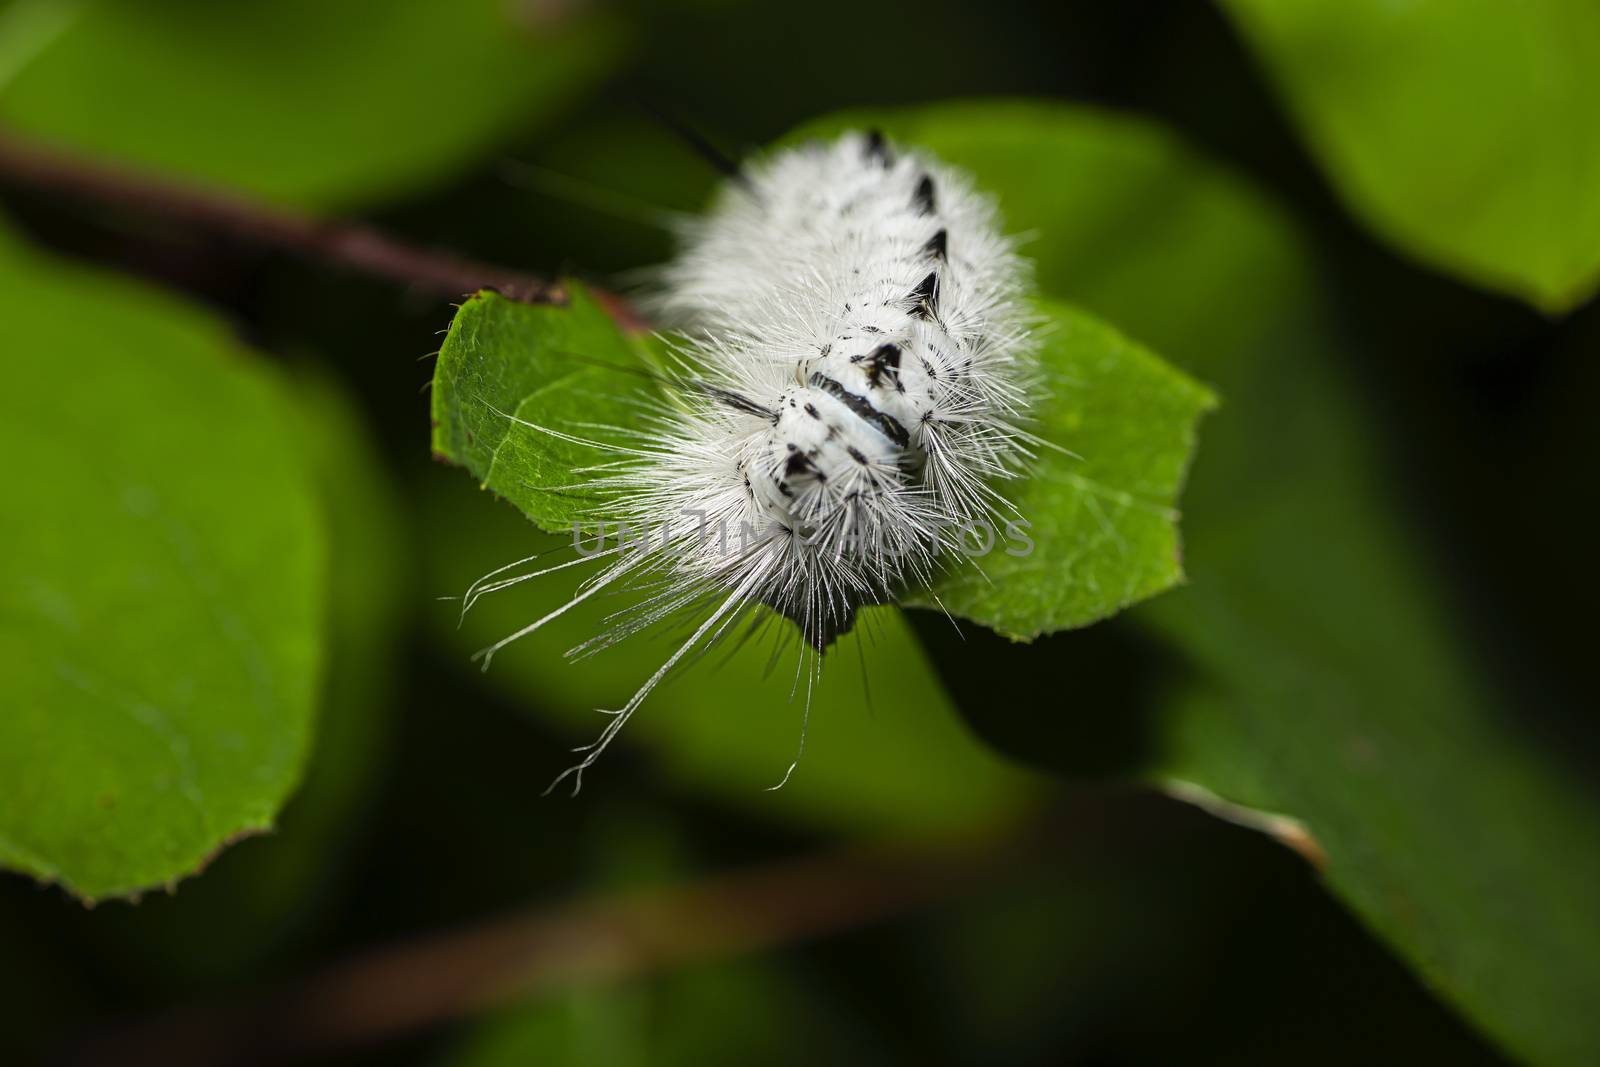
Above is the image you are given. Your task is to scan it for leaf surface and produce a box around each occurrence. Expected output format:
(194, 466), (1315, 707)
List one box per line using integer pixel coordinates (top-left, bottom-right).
(1222, 0), (1600, 311)
(0, 227), (325, 900)
(0, 0), (621, 209)
(905, 304), (1213, 639)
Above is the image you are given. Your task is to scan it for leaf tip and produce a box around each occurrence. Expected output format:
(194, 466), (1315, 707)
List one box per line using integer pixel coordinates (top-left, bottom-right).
(1164, 779), (1328, 871)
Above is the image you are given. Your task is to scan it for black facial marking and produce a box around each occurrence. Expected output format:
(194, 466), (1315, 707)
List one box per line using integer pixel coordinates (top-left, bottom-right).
(847, 445), (870, 466)
(923, 228), (948, 260)
(907, 271), (940, 319)
(864, 342), (901, 388)
(864, 128), (892, 166)
(809, 373), (910, 449)
(913, 174), (936, 215)
(804, 402), (821, 419)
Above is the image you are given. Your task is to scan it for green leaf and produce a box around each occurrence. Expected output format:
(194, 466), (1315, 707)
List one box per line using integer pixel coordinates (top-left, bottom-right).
(281, 370), (405, 863)
(431, 285), (653, 532)
(0, 226), (325, 901)
(0, 0), (622, 209)
(816, 100), (1600, 1064)
(1220, 0), (1600, 312)
(1141, 319), (1600, 1065)
(65, 369), (406, 976)
(906, 304), (1214, 640)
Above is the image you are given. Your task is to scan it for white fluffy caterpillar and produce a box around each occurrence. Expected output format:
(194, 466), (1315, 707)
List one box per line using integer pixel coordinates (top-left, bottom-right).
(480, 130), (1041, 793)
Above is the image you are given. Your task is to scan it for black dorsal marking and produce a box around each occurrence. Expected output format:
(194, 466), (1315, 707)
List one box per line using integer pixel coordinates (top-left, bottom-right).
(912, 174), (936, 215)
(907, 271), (940, 319)
(809, 373), (910, 448)
(923, 228), (948, 260)
(695, 383), (778, 421)
(864, 129), (892, 166)
(864, 342), (901, 388)
(784, 450), (824, 480)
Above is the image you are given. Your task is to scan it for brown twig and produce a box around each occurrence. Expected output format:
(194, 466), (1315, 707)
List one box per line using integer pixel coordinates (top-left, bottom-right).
(66, 820), (1056, 1067)
(0, 127), (561, 304)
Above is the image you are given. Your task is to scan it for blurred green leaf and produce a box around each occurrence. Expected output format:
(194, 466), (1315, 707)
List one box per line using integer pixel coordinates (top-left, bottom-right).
(1220, 0), (1600, 312)
(79, 370), (408, 977)
(16, 368), (410, 998)
(1143, 318), (1600, 1064)
(441, 806), (878, 1067)
(0, 0), (622, 209)
(0, 226), (325, 901)
(445, 961), (876, 1067)
(906, 303), (1214, 640)
(438, 799), (883, 1067)
(279, 369), (405, 875)
(814, 100), (1600, 1064)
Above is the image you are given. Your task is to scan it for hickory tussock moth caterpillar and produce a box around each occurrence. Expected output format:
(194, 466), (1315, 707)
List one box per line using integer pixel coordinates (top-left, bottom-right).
(473, 129), (1042, 793)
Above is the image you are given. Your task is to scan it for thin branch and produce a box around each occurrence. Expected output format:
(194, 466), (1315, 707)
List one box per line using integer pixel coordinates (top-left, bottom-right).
(66, 818), (1060, 1066)
(0, 126), (560, 304)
